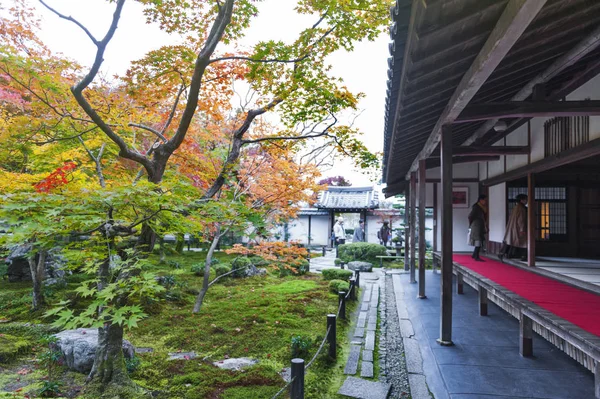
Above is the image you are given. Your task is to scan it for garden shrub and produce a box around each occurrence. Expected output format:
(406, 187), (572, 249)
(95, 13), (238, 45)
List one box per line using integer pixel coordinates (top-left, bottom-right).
(290, 335), (312, 358)
(190, 263), (206, 276)
(249, 256), (269, 267)
(321, 268), (353, 281)
(338, 242), (387, 264)
(215, 264), (231, 277)
(231, 256), (252, 278)
(328, 279), (350, 294)
(334, 258), (342, 265)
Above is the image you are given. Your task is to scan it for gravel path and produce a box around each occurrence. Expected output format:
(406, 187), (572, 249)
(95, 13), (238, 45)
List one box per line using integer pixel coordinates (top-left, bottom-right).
(382, 273), (411, 398)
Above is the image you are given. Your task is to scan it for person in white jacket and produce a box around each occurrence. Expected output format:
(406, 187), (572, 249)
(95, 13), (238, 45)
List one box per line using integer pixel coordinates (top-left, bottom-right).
(333, 217), (346, 246)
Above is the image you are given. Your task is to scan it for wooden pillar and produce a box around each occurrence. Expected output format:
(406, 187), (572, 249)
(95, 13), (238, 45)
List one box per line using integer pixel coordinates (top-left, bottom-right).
(438, 125), (454, 346)
(433, 183), (438, 274)
(308, 215), (312, 247)
(418, 160), (427, 298)
(527, 173), (536, 267)
(595, 360), (600, 399)
(457, 273), (464, 295)
(479, 286), (488, 316)
(410, 172), (417, 283)
(404, 185), (410, 271)
(520, 313), (533, 357)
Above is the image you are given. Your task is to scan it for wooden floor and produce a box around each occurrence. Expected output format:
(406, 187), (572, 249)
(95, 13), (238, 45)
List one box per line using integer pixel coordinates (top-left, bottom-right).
(515, 256), (600, 287)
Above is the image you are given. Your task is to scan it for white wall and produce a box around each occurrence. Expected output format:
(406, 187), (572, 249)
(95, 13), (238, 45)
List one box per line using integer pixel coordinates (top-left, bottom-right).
(488, 183), (506, 243)
(433, 181), (480, 252)
(287, 216), (329, 246)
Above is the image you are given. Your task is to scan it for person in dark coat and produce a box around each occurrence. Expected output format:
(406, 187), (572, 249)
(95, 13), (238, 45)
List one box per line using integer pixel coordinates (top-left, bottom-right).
(378, 222), (391, 246)
(468, 194), (488, 261)
(353, 220), (366, 242)
(499, 194), (528, 262)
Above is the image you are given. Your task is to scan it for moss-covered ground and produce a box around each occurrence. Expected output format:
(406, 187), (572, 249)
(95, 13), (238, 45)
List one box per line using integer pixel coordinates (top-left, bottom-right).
(0, 250), (357, 398)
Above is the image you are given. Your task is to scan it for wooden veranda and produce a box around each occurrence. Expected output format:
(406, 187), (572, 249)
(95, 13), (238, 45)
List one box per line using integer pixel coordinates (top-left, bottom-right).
(383, 1), (600, 396)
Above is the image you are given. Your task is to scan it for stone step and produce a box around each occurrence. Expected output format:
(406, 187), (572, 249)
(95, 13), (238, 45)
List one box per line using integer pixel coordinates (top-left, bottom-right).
(344, 345), (361, 375)
(338, 377), (391, 399)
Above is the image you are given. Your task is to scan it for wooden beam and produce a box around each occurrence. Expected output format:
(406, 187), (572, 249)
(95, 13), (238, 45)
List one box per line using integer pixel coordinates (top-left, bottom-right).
(383, 180), (407, 198)
(431, 146), (530, 156)
(418, 160), (427, 298)
(462, 23), (600, 146)
(425, 178), (480, 183)
(455, 100), (600, 123)
(527, 174), (536, 267)
(482, 136), (600, 186)
(426, 156), (500, 169)
(406, 0), (547, 179)
(410, 171), (417, 284)
(438, 125), (454, 346)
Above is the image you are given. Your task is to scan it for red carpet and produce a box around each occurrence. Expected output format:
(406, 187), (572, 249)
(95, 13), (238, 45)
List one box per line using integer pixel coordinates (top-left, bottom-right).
(453, 254), (600, 337)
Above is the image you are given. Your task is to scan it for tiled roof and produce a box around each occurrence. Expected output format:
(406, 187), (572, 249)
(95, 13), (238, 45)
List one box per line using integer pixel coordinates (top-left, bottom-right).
(315, 186), (379, 210)
(297, 208), (330, 216)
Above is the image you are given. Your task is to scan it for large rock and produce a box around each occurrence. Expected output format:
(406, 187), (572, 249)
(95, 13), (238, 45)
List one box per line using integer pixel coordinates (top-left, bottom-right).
(5, 245), (67, 285)
(241, 265), (267, 278)
(347, 261), (373, 273)
(53, 328), (135, 373)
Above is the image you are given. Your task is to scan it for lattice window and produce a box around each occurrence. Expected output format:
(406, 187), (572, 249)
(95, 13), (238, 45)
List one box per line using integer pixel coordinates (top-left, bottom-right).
(507, 187), (567, 241)
(544, 116), (589, 157)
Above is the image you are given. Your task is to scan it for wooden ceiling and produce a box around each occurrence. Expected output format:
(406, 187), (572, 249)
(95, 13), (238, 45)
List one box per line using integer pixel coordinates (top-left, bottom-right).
(383, 0), (600, 196)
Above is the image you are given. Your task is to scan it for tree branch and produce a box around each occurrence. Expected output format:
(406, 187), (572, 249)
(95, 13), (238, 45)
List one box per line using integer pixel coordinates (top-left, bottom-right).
(242, 115), (337, 144)
(38, 0), (99, 45)
(128, 123), (169, 143)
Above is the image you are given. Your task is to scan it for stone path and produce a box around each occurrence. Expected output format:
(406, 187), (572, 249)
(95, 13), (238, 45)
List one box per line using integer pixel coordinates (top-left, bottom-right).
(339, 269), (391, 399)
(308, 248), (339, 273)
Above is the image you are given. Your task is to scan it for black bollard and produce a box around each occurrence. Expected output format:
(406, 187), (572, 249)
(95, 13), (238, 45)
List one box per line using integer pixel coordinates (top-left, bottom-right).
(355, 270), (360, 289)
(327, 314), (337, 359)
(349, 278), (356, 300)
(290, 358), (305, 399)
(322, 246), (326, 256)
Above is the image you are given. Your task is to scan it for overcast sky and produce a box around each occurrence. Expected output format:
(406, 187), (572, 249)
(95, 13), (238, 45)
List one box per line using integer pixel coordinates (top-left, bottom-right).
(29, 0), (389, 186)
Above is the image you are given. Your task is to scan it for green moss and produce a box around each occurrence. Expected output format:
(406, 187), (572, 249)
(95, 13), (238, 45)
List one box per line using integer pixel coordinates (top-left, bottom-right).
(222, 385), (280, 398)
(0, 334), (32, 363)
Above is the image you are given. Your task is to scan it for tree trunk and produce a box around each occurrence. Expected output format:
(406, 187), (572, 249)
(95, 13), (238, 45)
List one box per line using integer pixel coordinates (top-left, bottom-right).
(175, 233), (185, 254)
(193, 226), (221, 313)
(28, 250), (46, 310)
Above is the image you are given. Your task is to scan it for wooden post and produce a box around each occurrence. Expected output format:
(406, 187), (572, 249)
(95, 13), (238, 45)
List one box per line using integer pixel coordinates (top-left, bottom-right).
(290, 358), (305, 399)
(404, 185), (410, 271)
(438, 125), (454, 346)
(594, 360), (600, 399)
(410, 171), (417, 283)
(308, 215), (312, 247)
(327, 314), (337, 359)
(355, 271), (360, 289)
(418, 160), (427, 298)
(433, 183), (438, 273)
(338, 292), (346, 320)
(479, 286), (488, 316)
(457, 273), (464, 295)
(528, 173), (536, 267)
(349, 278), (356, 300)
(520, 313), (533, 357)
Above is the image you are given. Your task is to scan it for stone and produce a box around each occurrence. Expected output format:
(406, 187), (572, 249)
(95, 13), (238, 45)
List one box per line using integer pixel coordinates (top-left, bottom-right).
(54, 328), (135, 373)
(241, 265), (267, 278)
(213, 357), (258, 370)
(344, 345), (361, 375)
(135, 347), (154, 354)
(6, 245), (68, 284)
(338, 377), (391, 399)
(362, 350), (373, 362)
(347, 261), (373, 273)
(365, 331), (375, 351)
(360, 361), (374, 378)
(169, 352), (197, 361)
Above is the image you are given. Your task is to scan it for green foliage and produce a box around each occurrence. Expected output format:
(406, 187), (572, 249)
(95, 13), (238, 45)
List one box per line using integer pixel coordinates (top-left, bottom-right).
(328, 279), (350, 294)
(0, 333), (32, 363)
(215, 264), (231, 277)
(321, 268), (353, 281)
(167, 260), (181, 270)
(291, 335), (312, 358)
(334, 258), (342, 265)
(125, 355), (141, 374)
(37, 335), (63, 397)
(39, 381), (61, 398)
(190, 263), (206, 277)
(231, 256), (252, 278)
(337, 242), (387, 264)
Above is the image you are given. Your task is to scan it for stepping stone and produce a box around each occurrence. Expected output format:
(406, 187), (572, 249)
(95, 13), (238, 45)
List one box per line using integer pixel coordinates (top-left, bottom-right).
(135, 347), (154, 354)
(168, 352), (197, 361)
(344, 345), (361, 375)
(213, 357), (258, 370)
(338, 377), (391, 399)
(354, 327), (365, 338)
(365, 331), (375, 351)
(367, 322), (377, 332)
(351, 340), (363, 345)
(357, 312), (368, 328)
(361, 302), (369, 311)
(360, 361), (374, 378)
(362, 350), (373, 362)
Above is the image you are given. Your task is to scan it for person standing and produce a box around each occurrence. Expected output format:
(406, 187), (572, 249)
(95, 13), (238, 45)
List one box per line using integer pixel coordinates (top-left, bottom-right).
(378, 222), (391, 247)
(468, 194), (488, 261)
(499, 194), (528, 262)
(353, 220), (366, 242)
(333, 216), (346, 246)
